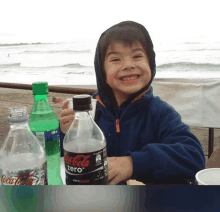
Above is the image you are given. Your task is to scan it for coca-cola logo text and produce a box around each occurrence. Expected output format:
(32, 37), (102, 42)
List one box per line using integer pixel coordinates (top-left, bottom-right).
(65, 155), (91, 168)
(1, 173), (35, 185)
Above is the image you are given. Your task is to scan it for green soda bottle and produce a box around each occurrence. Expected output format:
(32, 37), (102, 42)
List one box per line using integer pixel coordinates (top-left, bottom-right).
(29, 82), (63, 185)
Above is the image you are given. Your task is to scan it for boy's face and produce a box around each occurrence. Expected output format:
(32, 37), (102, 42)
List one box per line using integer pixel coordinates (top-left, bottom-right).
(104, 41), (152, 100)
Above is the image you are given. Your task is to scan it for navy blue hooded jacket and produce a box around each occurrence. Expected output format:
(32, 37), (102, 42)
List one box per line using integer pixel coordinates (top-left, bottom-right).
(60, 21), (205, 184)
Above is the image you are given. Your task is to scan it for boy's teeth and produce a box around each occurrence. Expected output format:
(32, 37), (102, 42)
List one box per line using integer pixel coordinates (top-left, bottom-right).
(121, 75), (139, 81)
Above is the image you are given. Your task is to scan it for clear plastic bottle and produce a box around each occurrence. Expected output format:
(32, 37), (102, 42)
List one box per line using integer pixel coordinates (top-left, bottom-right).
(29, 82), (63, 185)
(0, 106), (48, 185)
(63, 94), (108, 185)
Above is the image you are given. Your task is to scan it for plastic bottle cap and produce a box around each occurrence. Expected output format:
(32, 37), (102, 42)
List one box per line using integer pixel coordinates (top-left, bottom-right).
(32, 82), (49, 95)
(73, 94), (92, 111)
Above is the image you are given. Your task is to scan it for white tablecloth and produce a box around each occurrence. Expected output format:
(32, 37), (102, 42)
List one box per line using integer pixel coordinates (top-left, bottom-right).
(152, 78), (220, 128)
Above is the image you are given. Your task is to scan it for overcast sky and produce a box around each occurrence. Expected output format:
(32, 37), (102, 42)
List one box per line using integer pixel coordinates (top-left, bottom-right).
(0, 0), (219, 43)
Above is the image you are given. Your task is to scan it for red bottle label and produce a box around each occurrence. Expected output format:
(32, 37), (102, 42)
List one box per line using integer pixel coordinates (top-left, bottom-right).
(64, 147), (108, 185)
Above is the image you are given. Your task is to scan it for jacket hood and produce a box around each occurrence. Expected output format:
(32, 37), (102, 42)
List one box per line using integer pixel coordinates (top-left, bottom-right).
(93, 21), (156, 110)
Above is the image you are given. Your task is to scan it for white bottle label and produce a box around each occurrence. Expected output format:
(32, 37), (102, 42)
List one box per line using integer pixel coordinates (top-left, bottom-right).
(35, 132), (45, 148)
(1, 162), (48, 185)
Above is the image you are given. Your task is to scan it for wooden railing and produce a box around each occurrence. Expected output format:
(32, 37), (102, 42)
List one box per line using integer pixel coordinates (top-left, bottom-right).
(0, 82), (96, 95)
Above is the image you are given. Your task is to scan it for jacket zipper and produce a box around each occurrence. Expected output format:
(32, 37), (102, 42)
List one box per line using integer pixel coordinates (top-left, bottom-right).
(116, 119), (120, 133)
(115, 117), (120, 156)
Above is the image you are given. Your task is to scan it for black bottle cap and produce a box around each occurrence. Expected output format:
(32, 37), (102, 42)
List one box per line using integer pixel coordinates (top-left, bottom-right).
(73, 94), (92, 111)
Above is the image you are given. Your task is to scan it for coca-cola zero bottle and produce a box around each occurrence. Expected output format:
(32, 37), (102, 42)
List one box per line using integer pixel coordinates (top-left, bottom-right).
(63, 95), (108, 185)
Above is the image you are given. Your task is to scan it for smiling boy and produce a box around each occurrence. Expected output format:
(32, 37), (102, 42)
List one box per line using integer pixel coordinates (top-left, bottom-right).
(59, 21), (205, 185)
(104, 41), (152, 107)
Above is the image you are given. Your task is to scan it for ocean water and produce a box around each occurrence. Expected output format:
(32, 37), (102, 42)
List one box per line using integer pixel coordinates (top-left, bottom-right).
(0, 36), (220, 85)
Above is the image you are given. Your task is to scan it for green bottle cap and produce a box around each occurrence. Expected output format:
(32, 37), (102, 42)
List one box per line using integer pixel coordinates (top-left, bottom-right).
(32, 82), (49, 95)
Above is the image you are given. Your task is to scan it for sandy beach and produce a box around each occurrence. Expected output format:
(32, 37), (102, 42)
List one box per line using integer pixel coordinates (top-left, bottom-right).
(1, 85), (220, 164)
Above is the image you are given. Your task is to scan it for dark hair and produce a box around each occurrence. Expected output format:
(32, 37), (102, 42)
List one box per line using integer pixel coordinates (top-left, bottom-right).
(99, 21), (152, 80)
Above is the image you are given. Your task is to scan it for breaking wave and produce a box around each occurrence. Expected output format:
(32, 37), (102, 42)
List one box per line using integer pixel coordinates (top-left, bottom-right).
(157, 62), (220, 70)
(0, 42), (53, 47)
(158, 49), (220, 52)
(0, 62), (93, 69)
(20, 49), (91, 54)
(0, 63), (21, 68)
(61, 63), (92, 68)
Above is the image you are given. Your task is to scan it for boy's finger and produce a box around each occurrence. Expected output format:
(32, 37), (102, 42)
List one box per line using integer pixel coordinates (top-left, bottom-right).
(108, 169), (116, 181)
(62, 100), (70, 110)
(60, 115), (74, 125)
(108, 171), (120, 185)
(62, 122), (72, 131)
(60, 109), (74, 118)
(60, 123), (70, 134)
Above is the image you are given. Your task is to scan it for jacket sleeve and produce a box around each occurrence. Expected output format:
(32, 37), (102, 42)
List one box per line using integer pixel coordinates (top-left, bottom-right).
(126, 101), (206, 184)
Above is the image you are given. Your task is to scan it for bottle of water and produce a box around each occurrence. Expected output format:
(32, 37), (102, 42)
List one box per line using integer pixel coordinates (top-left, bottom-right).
(0, 106), (47, 185)
(29, 82), (63, 185)
(63, 95), (108, 185)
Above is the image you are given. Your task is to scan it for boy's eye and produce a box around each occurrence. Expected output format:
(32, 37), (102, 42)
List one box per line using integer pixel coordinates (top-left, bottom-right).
(134, 54), (143, 58)
(110, 58), (120, 62)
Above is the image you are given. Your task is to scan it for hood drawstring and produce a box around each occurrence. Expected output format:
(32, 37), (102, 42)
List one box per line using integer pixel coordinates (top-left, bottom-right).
(95, 95), (120, 134)
(95, 95), (106, 108)
(94, 87), (151, 134)
(131, 87), (151, 103)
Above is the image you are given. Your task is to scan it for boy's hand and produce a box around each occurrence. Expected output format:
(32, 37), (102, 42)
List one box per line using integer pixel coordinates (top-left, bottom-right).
(59, 100), (75, 134)
(108, 156), (133, 185)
